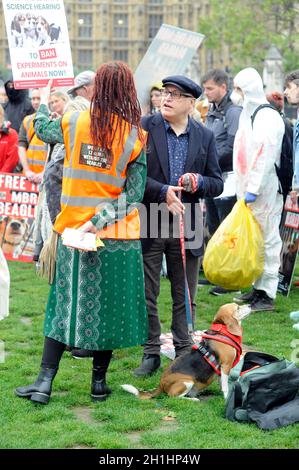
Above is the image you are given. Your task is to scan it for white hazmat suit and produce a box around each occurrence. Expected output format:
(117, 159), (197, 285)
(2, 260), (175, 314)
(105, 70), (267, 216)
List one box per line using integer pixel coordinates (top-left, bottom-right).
(233, 67), (285, 299)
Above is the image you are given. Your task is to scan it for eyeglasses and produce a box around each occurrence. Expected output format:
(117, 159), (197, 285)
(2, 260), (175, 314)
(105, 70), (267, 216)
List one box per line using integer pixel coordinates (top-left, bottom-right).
(160, 89), (193, 100)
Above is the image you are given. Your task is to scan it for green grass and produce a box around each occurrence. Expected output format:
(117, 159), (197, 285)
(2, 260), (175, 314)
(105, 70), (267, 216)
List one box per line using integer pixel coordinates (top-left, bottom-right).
(1, 260), (299, 449)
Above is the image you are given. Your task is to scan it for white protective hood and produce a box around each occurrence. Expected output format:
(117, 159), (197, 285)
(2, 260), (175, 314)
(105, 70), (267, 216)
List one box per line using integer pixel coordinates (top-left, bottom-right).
(233, 67), (268, 126)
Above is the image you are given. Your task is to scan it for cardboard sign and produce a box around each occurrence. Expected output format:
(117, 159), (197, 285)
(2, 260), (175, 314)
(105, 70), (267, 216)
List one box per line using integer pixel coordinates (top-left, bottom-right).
(134, 24), (205, 114)
(2, 0), (74, 89)
(278, 195), (299, 296)
(0, 172), (39, 262)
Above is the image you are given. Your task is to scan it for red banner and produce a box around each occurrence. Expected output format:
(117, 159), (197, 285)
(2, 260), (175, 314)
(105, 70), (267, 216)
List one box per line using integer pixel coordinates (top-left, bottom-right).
(0, 172), (39, 262)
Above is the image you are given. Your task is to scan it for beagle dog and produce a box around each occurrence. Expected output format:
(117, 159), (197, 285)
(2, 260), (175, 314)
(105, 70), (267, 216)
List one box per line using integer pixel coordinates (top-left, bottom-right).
(10, 14), (26, 47)
(0, 216), (29, 257)
(122, 303), (251, 400)
(35, 16), (51, 47)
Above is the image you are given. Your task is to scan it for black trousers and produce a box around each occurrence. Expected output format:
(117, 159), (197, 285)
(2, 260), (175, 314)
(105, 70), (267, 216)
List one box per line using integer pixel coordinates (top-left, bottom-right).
(41, 337), (112, 369)
(142, 237), (199, 356)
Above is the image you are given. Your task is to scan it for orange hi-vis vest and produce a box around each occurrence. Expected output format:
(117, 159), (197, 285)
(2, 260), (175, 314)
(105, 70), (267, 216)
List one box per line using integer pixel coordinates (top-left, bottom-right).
(54, 110), (145, 239)
(23, 114), (48, 173)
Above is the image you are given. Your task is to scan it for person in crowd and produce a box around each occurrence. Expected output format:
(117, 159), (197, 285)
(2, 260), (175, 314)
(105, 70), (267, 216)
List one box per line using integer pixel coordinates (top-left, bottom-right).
(196, 97), (209, 123)
(67, 70), (95, 108)
(133, 75), (223, 377)
(48, 90), (69, 118)
(3, 77), (34, 132)
(201, 69), (242, 295)
(0, 104), (19, 172)
(42, 79), (95, 360)
(15, 61), (148, 405)
(149, 82), (163, 114)
(233, 67), (285, 312)
(18, 89), (48, 184)
(284, 70), (299, 203)
(266, 90), (294, 203)
(284, 69), (299, 329)
(0, 86), (8, 106)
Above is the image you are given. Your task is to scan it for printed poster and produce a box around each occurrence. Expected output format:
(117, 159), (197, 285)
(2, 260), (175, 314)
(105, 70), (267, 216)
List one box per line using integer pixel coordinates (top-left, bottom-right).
(134, 24), (205, 114)
(0, 172), (39, 262)
(278, 195), (299, 296)
(2, 0), (74, 89)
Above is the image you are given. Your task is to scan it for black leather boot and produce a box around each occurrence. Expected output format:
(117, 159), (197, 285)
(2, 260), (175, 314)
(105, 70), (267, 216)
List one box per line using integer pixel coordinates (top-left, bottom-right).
(133, 354), (161, 377)
(91, 366), (112, 402)
(15, 367), (58, 405)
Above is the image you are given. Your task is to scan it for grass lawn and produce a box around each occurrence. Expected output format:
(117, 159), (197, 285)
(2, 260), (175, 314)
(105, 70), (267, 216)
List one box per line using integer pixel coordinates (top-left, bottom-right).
(0, 260), (299, 449)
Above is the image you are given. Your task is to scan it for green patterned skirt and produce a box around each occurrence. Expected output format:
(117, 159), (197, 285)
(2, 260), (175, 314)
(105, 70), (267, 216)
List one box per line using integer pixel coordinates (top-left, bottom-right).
(44, 238), (148, 350)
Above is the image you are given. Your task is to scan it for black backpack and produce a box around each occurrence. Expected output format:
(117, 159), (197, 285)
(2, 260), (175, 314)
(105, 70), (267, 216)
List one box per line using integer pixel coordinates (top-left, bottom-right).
(225, 351), (299, 430)
(251, 104), (293, 201)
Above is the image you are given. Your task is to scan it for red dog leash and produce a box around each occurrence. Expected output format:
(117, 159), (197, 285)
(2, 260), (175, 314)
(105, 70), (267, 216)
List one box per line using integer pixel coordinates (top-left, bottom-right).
(177, 174), (198, 337)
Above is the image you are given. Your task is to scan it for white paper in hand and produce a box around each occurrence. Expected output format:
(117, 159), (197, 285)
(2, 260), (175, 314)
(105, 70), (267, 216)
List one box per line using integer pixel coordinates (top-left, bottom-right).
(61, 228), (104, 251)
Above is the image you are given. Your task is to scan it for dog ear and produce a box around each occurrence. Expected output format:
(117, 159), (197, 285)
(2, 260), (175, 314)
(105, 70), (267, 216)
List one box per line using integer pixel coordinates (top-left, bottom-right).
(226, 318), (242, 336)
(213, 304), (242, 336)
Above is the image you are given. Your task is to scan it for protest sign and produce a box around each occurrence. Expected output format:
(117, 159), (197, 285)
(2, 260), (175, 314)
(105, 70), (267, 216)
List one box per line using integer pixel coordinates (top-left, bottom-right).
(278, 195), (299, 296)
(2, 0), (74, 89)
(134, 24), (205, 114)
(0, 172), (39, 262)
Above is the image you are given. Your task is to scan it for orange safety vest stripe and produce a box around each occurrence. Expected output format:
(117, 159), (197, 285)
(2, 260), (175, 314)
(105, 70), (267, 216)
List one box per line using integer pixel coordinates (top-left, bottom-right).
(54, 110), (145, 239)
(23, 114), (48, 173)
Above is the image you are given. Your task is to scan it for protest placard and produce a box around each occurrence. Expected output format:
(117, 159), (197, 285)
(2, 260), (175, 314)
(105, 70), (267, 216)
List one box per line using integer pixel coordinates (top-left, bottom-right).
(134, 24), (205, 114)
(0, 172), (39, 262)
(278, 195), (299, 296)
(2, 0), (74, 89)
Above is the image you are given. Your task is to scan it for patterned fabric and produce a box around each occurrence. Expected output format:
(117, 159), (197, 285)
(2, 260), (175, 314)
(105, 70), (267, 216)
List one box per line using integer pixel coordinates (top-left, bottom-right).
(164, 118), (190, 186)
(34, 104), (64, 144)
(44, 238), (147, 350)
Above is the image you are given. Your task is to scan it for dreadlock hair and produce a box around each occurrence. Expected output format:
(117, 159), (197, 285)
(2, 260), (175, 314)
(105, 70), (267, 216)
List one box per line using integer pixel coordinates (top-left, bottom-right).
(90, 61), (145, 152)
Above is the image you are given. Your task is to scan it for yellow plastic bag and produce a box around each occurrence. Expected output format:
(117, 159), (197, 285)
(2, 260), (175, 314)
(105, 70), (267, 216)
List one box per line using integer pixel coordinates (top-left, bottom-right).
(203, 199), (264, 290)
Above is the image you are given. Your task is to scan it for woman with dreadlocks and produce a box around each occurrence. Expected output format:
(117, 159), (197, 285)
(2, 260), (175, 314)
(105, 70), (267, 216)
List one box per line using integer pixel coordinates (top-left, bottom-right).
(15, 61), (148, 405)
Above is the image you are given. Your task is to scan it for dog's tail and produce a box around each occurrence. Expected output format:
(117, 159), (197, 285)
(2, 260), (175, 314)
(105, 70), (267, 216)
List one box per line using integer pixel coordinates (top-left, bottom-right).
(121, 384), (163, 399)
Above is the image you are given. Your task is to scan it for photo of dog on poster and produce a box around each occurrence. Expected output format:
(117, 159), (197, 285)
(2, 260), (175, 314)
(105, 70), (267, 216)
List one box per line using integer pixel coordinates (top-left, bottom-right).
(10, 12), (63, 49)
(0, 215), (34, 260)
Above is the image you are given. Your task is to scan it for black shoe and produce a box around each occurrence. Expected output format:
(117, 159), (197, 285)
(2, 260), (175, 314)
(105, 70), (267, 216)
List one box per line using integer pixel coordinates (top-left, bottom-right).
(209, 286), (241, 296)
(15, 367), (57, 405)
(133, 354), (161, 377)
(233, 288), (262, 304)
(91, 367), (112, 402)
(250, 294), (274, 312)
(71, 348), (93, 359)
(198, 278), (212, 286)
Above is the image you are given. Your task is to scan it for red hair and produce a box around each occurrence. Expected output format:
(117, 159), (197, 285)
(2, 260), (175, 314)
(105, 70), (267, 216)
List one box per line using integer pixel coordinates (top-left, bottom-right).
(90, 61), (145, 152)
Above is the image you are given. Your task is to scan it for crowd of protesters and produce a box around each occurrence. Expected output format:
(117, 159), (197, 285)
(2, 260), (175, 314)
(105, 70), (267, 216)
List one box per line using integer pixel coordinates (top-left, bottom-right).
(0, 63), (298, 403)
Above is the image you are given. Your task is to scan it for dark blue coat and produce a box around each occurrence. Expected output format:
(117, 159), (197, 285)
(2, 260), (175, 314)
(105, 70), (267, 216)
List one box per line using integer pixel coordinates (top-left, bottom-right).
(140, 112), (223, 256)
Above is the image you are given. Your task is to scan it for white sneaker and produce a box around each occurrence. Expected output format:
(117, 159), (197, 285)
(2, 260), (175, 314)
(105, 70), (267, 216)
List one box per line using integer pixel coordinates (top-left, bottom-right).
(293, 323), (299, 331)
(290, 311), (299, 321)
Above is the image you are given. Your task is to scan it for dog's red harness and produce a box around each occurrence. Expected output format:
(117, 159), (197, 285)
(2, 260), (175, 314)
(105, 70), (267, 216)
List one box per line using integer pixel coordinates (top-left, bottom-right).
(192, 323), (242, 376)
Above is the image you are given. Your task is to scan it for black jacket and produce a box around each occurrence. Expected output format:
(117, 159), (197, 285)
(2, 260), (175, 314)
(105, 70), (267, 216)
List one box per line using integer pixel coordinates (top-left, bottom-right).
(4, 78), (34, 132)
(141, 113), (223, 256)
(205, 93), (242, 173)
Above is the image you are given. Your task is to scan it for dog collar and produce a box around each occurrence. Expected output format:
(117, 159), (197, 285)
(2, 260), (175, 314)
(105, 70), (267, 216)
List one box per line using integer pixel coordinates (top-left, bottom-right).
(192, 342), (221, 375)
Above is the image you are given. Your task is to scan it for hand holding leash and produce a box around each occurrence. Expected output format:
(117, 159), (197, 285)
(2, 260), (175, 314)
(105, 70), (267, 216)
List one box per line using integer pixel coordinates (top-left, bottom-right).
(166, 186), (184, 216)
(178, 173), (199, 193)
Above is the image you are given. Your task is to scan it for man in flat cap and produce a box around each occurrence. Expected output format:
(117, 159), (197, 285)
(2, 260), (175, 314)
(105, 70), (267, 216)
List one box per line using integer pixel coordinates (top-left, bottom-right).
(67, 70), (95, 110)
(134, 75), (223, 376)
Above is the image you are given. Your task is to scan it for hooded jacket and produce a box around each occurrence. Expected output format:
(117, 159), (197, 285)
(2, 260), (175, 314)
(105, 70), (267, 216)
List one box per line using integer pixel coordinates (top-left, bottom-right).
(3, 78), (34, 132)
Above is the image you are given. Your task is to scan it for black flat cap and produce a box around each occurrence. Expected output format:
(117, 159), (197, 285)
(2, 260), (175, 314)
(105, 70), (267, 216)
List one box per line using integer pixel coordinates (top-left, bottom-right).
(162, 75), (202, 99)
